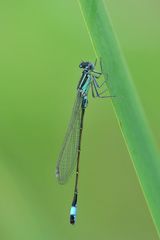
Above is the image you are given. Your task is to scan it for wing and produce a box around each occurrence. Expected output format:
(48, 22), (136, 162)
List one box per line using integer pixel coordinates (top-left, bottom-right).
(56, 92), (83, 184)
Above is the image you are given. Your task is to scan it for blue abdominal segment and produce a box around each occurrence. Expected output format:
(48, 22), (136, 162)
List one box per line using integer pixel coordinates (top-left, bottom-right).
(70, 206), (77, 225)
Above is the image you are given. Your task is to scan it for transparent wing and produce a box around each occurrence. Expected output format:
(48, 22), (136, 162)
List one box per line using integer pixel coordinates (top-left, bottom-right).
(56, 92), (83, 184)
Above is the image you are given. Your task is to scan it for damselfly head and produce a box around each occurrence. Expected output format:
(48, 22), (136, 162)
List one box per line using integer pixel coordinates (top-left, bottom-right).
(79, 61), (94, 70)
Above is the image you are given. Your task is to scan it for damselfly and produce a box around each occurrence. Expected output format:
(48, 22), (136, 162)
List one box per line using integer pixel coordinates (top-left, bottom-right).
(56, 60), (112, 224)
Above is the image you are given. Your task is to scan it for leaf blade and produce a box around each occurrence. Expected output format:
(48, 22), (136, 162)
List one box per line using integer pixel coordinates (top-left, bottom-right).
(78, 0), (160, 236)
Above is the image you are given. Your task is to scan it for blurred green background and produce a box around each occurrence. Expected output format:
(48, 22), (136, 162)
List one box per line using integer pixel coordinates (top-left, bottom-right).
(0, 0), (160, 239)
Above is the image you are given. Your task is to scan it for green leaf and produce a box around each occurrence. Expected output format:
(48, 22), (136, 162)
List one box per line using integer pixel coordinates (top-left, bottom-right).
(78, 0), (160, 236)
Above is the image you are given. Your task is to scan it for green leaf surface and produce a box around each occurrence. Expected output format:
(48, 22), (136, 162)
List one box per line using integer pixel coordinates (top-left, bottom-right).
(78, 0), (160, 236)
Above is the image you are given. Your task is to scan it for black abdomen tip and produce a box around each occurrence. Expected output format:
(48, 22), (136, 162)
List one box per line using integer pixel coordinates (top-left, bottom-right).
(70, 214), (75, 225)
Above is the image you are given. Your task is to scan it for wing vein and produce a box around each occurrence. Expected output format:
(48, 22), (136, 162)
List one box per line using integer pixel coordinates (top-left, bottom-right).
(56, 92), (82, 184)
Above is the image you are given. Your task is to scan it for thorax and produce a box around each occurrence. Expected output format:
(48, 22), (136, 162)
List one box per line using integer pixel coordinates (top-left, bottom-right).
(77, 70), (92, 95)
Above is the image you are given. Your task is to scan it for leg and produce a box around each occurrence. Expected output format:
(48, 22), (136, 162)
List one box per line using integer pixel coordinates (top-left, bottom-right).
(93, 58), (109, 89)
(94, 59), (109, 87)
(94, 58), (97, 67)
(91, 81), (96, 98)
(92, 57), (103, 77)
(92, 77), (115, 98)
(94, 75), (108, 88)
(92, 59), (115, 98)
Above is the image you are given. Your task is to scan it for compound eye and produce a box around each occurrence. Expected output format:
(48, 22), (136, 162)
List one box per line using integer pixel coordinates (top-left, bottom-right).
(79, 62), (84, 68)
